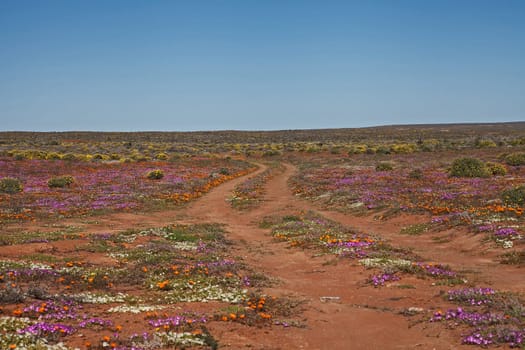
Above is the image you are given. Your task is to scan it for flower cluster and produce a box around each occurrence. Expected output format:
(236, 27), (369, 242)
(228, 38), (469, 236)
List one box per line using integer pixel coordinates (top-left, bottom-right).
(431, 286), (525, 348)
(369, 272), (400, 287)
(447, 288), (495, 305)
(0, 158), (254, 221)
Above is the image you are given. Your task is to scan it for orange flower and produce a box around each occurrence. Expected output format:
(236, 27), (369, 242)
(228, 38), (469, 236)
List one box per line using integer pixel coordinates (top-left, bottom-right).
(156, 280), (170, 289)
(12, 309), (22, 316)
(258, 312), (272, 319)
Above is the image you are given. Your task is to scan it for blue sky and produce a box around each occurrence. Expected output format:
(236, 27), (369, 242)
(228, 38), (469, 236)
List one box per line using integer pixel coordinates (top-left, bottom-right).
(1, 0), (524, 131)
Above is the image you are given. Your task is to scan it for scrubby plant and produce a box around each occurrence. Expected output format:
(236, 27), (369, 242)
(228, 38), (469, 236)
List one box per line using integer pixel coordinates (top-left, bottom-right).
(219, 168), (230, 175)
(348, 144), (368, 154)
(375, 146), (390, 155)
(155, 152), (169, 160)
(391, 143), (417, 153)
(501, 185), (525, 206)
(375, 162), (393, 171)
(330, 146), (342, 154)
(475, 139), (497, 148)
(62, 153), (78, 161)
(147, 169), (164, 180)
(45, 152), (62, 160)
(500, 250), (525, 265)
(448, 158), (489, 178)
(408, 168), (423, 179)
(485, 162), (507, 176)
(504, 152), (525, 166)
(133, 154), (150, 162)
(13, 153), (28, 160)
(0, 177), (23, 194)
(48, 175), (75, 188)
(92, 153), (106, 161)
(303, 144), (321, 153)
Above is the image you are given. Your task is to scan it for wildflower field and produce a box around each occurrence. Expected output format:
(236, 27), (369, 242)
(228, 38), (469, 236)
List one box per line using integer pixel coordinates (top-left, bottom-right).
(1, 125), (525, 349)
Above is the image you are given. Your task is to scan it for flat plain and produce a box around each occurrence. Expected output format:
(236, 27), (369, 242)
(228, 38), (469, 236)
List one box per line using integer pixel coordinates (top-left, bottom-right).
(1, 123), (524, 349)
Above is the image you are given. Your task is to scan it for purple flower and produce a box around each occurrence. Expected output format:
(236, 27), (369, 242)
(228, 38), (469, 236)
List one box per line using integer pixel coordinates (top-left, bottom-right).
(19, 322), (75, 337)
(495, 227), (519, 237)
(448, 288), (495, 305)
(370, 273), (400, 287)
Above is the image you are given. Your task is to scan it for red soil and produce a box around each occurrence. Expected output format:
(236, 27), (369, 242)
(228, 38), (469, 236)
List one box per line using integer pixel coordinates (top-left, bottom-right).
(3, 163), (522, 349)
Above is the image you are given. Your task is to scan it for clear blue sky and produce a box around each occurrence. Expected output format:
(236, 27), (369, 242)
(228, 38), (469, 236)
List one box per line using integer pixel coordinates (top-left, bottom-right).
(1, 0), (524, 131)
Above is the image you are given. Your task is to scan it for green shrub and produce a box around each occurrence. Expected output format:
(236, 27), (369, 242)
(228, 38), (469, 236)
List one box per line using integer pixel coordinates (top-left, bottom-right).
(133, 155), (150, 162)
(48, 175), (75, 188)
(155, 153), (169, 160)
(146, 169), (164, 180)
(475, 139), (497, 148)
(0, 177), (23, 194)
(448, 158), (489, 178)
(375, 162), (393, 171)
(13, 153), (28, 161)
(262, 149), (281, 157)
(501, 186), (525, 206)
(92, 153), (106, 161)
(62, 153), (78, 161)
(375, 146), (391, 155)
(45, 152), (62, 160)
(485, 162), (507, 176)
(391, 143), (416, 153)
(305, 145), (321, 153)
(505, 152), (525, 166)
(348, 144), (368, 154)
(408, 168), (423, 179)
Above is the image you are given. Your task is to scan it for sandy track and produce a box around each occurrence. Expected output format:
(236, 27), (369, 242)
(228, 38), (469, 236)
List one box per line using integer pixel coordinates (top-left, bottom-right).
(182, 163), (461, 349)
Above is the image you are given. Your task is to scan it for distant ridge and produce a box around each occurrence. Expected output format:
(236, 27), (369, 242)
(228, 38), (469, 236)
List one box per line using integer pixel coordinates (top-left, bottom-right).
(1, 121), (524, 144)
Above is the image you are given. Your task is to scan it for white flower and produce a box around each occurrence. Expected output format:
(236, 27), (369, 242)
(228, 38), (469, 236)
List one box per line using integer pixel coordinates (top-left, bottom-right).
(107, 305), (164, 313)
(359, 257), (412, 268)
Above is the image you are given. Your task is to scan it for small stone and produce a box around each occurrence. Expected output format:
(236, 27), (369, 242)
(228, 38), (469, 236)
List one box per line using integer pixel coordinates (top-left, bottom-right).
(407, 307), (424, 313)
(320, 296), (341, 303)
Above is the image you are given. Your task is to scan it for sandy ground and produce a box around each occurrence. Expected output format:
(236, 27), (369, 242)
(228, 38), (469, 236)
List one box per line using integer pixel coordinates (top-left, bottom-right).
(3, 163), (522, 349)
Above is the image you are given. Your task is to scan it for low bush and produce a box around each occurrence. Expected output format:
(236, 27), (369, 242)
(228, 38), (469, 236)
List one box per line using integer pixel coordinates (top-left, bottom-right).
(147, 169), (164, 180)
(449, 158), (489, 178)
(408, 168), (423, 179)
(155, 153), (169, 160)
(501, 185), (525, 206)
(486, 162), (507, 176)
(504, 152), (525, 166)
(48, 175), (75, 188)
(0, 177), (23, 194)
(376, 162), (393, 171)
